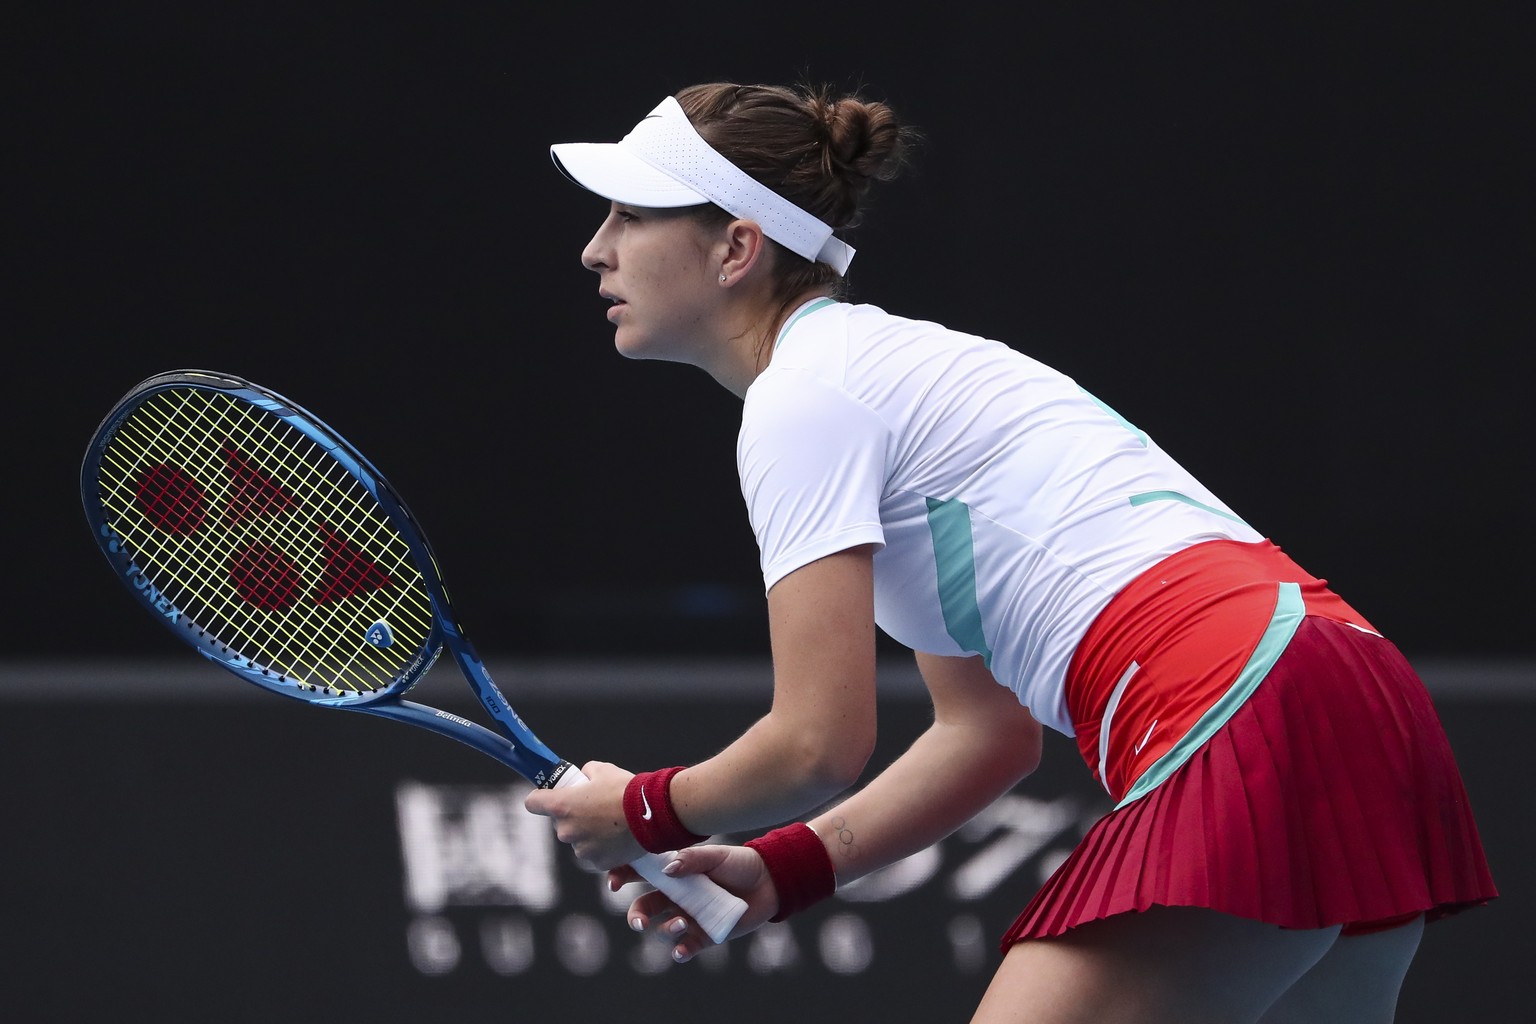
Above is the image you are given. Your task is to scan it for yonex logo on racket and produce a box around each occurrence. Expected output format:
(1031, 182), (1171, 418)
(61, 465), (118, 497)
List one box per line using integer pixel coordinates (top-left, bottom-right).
(366, 621), (396, 648)
(124, 562), (180, 621)
(128, 441), (395, 612)
(98, 527), (180, 619)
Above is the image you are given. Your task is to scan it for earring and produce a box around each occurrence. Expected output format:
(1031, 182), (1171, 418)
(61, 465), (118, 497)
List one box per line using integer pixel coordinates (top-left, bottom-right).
(719, 273), (727, 282)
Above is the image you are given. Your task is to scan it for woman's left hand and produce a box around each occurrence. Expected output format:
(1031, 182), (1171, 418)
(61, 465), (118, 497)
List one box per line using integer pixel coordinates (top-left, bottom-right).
(618, 843), (779, 963)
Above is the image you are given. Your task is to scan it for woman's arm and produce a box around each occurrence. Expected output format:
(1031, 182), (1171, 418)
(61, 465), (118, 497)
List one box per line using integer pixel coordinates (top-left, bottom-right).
(632, 650), (1045, 959)
(806, 651), (1043, 886)
(673, 543), (882, 831)
(525, 544), (881, 868)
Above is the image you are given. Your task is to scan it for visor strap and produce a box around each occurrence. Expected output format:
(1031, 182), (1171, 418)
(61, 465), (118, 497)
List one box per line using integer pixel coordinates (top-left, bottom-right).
(623, 97), (855, 275)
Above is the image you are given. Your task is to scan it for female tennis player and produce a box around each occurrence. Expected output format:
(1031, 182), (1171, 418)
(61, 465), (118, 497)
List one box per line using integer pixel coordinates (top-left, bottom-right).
(524, 81), (1497, 1022)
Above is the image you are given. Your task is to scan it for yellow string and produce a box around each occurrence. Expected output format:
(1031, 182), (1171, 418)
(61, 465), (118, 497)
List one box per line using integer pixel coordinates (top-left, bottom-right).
(96, 388), (435, 693)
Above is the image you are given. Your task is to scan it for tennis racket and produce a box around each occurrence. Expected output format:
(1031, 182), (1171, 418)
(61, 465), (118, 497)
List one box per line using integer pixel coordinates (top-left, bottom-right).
(81, 368), (747, 943)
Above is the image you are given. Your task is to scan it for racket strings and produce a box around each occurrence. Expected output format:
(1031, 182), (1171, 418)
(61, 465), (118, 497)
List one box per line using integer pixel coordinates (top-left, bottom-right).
(181, 389), (427, 685)
(101, 393), (356, 676)
(194, 399), (397, 673)
(95, 388), (434, 692)
(104, 389), (422, 690)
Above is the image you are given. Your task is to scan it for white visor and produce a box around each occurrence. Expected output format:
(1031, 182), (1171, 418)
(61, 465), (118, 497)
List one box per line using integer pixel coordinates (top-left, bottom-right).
(550, 96), (855, 276)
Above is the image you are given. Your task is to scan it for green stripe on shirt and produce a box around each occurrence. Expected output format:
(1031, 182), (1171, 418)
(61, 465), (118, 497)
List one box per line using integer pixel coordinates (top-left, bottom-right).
(924, 497), (994, 667)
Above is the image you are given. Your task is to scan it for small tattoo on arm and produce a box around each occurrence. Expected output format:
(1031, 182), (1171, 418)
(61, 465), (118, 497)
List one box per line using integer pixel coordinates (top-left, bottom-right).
(828, 815), (860, 862)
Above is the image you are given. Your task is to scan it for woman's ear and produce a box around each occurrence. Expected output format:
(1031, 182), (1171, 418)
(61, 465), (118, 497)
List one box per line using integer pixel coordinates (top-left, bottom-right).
(718, 218), (768, 285)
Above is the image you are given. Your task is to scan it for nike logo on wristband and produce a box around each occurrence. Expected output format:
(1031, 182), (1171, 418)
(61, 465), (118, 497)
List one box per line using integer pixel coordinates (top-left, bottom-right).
(640, 786), (654, 820)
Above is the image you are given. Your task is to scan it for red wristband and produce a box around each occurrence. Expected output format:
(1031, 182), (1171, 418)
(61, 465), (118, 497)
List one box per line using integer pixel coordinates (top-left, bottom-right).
(624, 766), (709, 854)
(745, 822), (836, 922)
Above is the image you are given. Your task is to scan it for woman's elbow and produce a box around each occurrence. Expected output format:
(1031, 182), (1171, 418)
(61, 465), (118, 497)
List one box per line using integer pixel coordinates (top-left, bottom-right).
(796, 727), (875, 798)
(1009, 714), (1045, 780)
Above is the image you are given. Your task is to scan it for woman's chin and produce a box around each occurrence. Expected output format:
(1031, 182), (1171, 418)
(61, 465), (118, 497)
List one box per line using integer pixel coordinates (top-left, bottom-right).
(613, 334), (649, 361)
(614, 332), (672, 363)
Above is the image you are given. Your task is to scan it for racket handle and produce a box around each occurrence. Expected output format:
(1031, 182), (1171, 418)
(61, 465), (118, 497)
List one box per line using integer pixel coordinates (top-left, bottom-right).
(552, 767), (748, 944)
(626, 850), (749, 945)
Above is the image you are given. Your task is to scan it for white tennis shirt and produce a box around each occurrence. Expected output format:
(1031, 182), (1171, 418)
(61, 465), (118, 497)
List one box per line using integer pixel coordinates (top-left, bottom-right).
(738, 299), (1262, 736)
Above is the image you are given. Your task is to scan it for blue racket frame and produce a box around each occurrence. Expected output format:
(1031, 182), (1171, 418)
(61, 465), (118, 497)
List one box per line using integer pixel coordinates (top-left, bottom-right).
(82, 369), (569, 787)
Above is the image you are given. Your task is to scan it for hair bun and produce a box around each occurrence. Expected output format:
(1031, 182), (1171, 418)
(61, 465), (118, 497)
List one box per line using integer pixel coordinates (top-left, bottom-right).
(820, 95), (911, 187)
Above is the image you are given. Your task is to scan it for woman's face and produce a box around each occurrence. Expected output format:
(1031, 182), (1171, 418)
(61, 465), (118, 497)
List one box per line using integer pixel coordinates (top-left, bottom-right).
(580, 202), (723, 364)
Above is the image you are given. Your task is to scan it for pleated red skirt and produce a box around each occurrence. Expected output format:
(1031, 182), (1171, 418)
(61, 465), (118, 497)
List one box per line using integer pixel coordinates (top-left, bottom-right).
(1001, 616), (1497, 947)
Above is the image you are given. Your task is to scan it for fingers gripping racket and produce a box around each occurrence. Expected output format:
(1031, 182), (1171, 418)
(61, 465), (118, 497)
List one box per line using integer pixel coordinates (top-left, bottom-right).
(81, 369), (746, 943)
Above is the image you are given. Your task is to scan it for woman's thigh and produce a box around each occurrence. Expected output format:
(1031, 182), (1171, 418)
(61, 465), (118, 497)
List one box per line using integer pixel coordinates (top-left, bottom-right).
(1259, 915), (1424, 1024)
(972, 907), (1340, 1024)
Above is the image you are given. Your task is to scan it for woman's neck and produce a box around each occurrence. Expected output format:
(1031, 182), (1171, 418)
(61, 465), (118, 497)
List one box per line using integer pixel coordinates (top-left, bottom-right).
(711, 290), (835, 399)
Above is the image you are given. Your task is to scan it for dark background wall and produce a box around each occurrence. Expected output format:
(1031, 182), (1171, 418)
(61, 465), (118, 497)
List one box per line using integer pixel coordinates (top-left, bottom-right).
(10, 3), (1531, 661)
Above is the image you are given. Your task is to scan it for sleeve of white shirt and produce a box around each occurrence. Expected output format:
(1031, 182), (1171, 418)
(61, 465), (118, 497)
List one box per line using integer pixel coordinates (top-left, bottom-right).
(738, 368), (890, 592)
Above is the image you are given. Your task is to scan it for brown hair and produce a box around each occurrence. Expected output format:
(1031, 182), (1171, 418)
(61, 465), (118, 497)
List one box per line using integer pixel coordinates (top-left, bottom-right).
(675, 81), (918, 307)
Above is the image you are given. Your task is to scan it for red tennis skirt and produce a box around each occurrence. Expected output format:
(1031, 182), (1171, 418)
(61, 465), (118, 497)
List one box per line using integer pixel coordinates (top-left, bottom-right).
(1001, 616), (1497, 947)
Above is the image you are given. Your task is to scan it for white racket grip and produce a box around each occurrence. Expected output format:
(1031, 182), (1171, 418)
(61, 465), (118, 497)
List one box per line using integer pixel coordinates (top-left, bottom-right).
(626, 850), (748, 945)
(552, 767), (748, 944)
